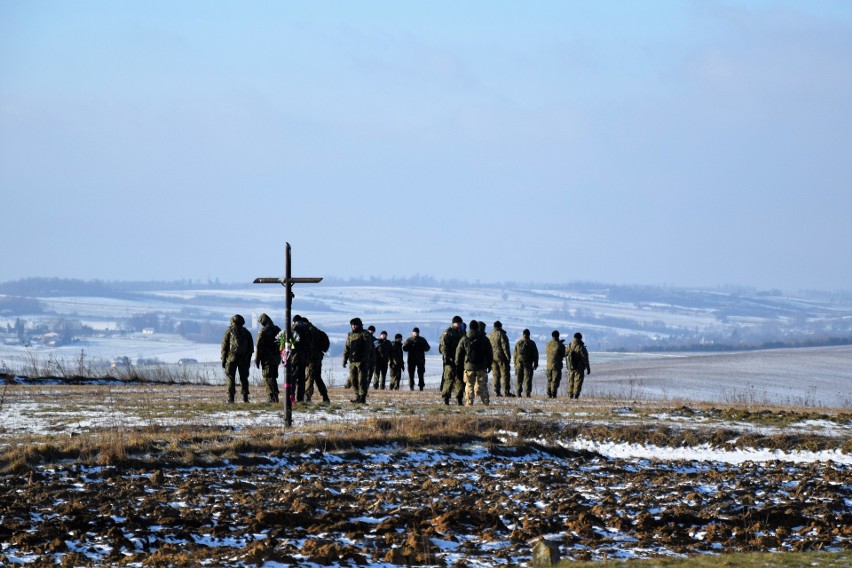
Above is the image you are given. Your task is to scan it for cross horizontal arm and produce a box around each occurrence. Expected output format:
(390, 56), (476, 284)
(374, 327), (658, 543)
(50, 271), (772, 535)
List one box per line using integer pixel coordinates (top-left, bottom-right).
(253, 277), (324, 284)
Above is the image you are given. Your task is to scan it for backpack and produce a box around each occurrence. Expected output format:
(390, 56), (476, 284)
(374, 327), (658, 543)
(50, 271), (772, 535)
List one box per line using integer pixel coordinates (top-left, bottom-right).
(517, 340), (531, 362)
(314, 328), (330, 353)
(569, 343), (585, 368)
(466, 335), (485, 366)
(294, 323), (313, 352)
(230, 327), (251, 356)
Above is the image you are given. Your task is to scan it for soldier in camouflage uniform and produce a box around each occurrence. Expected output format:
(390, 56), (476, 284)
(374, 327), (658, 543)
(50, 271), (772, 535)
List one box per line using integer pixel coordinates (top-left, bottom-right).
(388, 333), (405, 390)
(254, 313), (282, 403)
(455, 320), (492, 406)
(545, 330), (566, 399)
(221, 314), (253, 403)
(488, 321), (513, 397)
(403, 327), (430, 391)
(439, 316), (465, 405)
(303, 317), (331, 404)
(513, 329), (539, 398)
(366, 325), (378, 388)
(290, 315), (314, 403)
(372, 331), (392, 389)
(566, 332), (591, 399)
(343, 317), (373, 404)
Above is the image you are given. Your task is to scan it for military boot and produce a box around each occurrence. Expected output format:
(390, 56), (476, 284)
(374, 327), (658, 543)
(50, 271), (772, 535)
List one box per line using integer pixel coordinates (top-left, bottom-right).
(243, 394), (249, 403)
(227, 395), (234, 404)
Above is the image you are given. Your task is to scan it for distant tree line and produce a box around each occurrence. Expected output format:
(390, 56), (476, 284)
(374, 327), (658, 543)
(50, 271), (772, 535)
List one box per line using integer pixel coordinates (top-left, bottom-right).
(642, 336), (852, 353)
(3, 276), (851, 299)
(0, 296), (43, 314)
(0, 277), (233, 297)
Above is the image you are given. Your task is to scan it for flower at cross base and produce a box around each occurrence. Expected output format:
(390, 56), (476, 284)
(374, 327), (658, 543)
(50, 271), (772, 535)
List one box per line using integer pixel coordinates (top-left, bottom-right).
(275, 330), (291, 366)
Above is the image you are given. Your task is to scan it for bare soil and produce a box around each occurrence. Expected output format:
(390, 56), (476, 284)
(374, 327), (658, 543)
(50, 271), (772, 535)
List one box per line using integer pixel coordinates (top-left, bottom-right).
(0, 383), (850, 566)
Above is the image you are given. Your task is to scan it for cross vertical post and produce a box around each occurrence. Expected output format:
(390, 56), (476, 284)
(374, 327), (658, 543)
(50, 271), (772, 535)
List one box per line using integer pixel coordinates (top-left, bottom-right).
(254, 242), (323, 427)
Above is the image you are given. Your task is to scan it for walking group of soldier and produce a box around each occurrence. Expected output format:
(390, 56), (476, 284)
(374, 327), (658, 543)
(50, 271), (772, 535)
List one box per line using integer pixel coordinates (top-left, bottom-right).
(221, 313), (590, 405)
(341, 320), (432, 403)
(221, 313), (331, 404)
(436, 317), (591, 406)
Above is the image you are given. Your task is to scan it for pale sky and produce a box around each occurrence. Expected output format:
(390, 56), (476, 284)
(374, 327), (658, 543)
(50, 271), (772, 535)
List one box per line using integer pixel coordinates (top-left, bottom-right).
(2, 1), (850, 291)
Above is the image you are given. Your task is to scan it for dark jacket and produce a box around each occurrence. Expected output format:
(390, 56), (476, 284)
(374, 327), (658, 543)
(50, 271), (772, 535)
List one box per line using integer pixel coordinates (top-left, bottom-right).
(402, 335), (430, 364)
(255, 313), (282, 366)
(439, 326), (464, 366)
(288, 320), (313, 365)
(389, 338), (405, 370)
(374, 338), (392, 365)
(455, 329), (494, 372)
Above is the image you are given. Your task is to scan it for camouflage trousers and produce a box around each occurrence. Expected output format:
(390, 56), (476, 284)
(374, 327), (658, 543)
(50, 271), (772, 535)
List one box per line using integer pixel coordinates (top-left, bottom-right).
(516, 364), (534, 397)
(441, 364), (464, 404)
(388, 366), (402, 390)
(261, 362), (280, 401)
(568, 370), (585, 399)
(463, 370), (490, 406)
(305, 358), (329, 402)
(347, 361), (370, 399)
(372, 361), (389, 390)
(292, 362), (308, 402)
(546, 368), (562, 398)
(225, 357), (251, 401)
(491, 359), (511, 395)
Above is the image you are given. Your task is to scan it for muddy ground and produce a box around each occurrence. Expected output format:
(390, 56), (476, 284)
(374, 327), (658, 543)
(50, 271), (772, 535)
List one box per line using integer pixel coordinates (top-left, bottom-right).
(0, 383), (850, 566)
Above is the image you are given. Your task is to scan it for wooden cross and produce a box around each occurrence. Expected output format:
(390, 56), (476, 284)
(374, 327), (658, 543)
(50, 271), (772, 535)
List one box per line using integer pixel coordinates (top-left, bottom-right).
(254, 242), (323, 427)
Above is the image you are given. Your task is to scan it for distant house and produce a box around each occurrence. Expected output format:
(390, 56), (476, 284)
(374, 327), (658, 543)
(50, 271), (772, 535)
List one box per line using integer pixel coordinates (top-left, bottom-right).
(111, 356), (131, 368)
(42, 332), (61, 346)
(142, 328), (155, 335)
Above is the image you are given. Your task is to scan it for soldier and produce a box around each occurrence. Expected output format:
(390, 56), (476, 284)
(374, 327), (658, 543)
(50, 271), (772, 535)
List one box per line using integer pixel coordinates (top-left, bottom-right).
(366, 325), (378, 388)
(303, 317), (331, 404)
(290, 315), (314, 403)
(455, 319), (492, 406)
(488, 321), (513, 397)
(342, 317), (373, 403)
(373, 330), (392, 389)
(388, 333), (405, 390)
(403, 327), (431, 391)
(221, 314), (254, 403)
(566, 332), (591, 399)
(545, 330), (566, 399)
(254, 313), (282, 403)
(514, 329), (539, 398)
(439, 316), (465, 405)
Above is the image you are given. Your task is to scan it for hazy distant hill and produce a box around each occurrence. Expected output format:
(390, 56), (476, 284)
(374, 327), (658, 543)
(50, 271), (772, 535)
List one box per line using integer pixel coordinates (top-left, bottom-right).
(1, 278), (850, 353)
